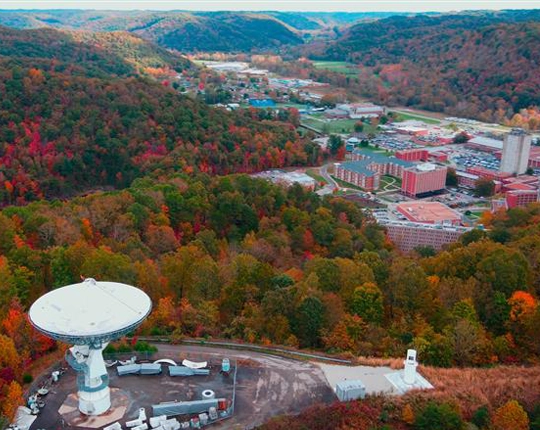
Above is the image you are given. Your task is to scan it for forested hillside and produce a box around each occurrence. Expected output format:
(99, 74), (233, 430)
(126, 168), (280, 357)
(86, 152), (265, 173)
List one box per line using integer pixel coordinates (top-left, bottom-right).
(0, 25), (190, 77)
(0, 27), (315, 206)
(0, 11), (304, 52)
(1, 174), (540, 423)
(307, 12), (540, 123)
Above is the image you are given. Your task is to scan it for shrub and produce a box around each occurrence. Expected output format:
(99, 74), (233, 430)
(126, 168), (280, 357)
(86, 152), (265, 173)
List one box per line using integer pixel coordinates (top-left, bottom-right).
(116, 342), (133, 353)
(471, 405), (489, 428)
(530, 404), (540, 430)
(104, 340), (157, 354)
(22, 373), (33, 384)
(103, 344), (116, 354)
(133, 341), (158, 353)
(414, 402), (464, 430)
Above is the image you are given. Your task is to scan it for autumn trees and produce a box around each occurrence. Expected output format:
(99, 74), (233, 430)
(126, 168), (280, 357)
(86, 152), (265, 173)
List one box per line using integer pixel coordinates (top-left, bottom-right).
(0, 175), (539, 367)
(0, 55), (322, 207)
(304, 13), (540, 126)
(0, 174), (540, 422)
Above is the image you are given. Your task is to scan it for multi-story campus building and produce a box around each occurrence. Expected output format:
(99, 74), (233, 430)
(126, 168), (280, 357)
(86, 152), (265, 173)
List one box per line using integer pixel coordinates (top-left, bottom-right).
(334, 162), (380, 190)
(401, 163), (447, 197)
(334, 148), (414, 191)
(506, 190), (539, 208)
(466, 166), (512, 182)
(500, 129), (532, 175)
(396, 201), (461, 225)
(336, 149), (447, 196)
(379, 220), (472, 252)
(395, 149), (429, 162)
(456, 171), (479, 188)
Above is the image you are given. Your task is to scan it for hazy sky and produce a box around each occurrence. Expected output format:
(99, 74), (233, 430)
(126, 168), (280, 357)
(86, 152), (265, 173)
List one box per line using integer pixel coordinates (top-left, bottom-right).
(0, 1), (539, 12)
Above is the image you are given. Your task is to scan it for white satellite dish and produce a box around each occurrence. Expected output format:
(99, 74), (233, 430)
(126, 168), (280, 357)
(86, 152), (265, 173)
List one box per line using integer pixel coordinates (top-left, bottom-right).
(29, 278), (152, 416)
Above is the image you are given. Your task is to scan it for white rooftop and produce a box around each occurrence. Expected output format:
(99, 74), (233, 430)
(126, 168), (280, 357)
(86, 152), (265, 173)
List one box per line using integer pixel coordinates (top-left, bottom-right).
(336, 379), (366, 390)
(317, 363), (395, 395)
(468, 136), (504, 150)
(416, 162), (437, 172)
(29, 278), (152, 340)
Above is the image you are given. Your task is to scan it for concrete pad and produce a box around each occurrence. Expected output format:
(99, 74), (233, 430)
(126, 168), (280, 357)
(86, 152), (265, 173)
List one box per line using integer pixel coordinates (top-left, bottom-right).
(59, 388), (128, 428)
(316, 363), (396, 395)
(384, 370), (434, 395)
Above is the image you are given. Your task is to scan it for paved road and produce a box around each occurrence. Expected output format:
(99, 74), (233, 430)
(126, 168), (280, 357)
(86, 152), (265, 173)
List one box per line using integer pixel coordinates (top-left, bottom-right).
(316, 162), (339, 195)
(320, 162), (338, 188)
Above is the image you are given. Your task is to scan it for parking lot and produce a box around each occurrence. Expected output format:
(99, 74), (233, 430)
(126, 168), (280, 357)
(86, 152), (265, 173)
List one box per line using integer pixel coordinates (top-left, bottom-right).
(372, 135), (421, 151)
(451, 150), (500, 170)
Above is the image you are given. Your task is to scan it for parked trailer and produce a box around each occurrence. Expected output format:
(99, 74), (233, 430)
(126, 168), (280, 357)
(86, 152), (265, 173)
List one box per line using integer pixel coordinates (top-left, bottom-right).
(117, 363), (162, 376)
(140, 363), (162, 375)
(152, 399), (225, 417)
(168, 366), (210, 377)
(117, 364), (141, 376)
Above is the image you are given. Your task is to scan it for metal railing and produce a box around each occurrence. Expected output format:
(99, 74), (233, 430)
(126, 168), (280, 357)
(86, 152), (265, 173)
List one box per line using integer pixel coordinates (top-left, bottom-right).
(135, 336), (353, 365)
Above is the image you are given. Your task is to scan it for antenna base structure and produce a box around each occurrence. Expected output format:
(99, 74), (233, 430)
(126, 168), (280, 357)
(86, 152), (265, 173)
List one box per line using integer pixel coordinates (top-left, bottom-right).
(66, 344), (111, 415)
(29, 278), (152, 416)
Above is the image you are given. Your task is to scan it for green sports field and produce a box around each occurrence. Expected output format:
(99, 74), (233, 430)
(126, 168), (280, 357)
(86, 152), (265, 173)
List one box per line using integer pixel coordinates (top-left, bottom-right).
(312, 61), (359, 76)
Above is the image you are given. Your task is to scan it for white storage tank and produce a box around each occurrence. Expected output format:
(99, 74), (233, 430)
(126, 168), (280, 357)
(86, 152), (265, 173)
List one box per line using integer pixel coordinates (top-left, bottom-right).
(335, 379), (366, 402)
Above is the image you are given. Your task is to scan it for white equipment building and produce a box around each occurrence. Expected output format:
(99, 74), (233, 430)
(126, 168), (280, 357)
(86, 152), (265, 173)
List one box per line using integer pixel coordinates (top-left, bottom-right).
(29, 278), (152, 416)
(335, 380), (366, 402)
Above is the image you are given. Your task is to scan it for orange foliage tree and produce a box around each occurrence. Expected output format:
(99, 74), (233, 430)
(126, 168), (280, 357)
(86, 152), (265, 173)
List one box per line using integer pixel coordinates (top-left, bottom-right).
(1, 381), (23, 421)
(508, 291), (537, 322)
(0, 335), (20, 385)
(401, 403), (415, 425)
(492, 400), (529, 430)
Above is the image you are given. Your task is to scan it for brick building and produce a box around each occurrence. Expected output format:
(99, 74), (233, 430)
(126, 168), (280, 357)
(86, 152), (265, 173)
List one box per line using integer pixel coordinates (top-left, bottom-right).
(401, 163), (447, 197)
(350, 148), (413, 178)
(456, 171), (479, 189)
(380, 220), (472, 252)
(334, 148), (414, 190)
(466, 166), (512, 182)
(506, 190), (539, 208)
(395, 149), (429, 162)
(334, 162), (379, 190)
(396, 201), (461, 225)
(529, 146), (540, 169)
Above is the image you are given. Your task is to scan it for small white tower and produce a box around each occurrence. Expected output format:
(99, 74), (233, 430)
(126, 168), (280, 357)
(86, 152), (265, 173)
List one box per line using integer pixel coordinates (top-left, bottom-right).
(403, 349), (418, 385)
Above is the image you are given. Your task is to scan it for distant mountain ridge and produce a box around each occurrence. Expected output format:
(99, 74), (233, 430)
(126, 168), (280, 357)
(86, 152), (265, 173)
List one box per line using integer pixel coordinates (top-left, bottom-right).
(0, 10), (305, 52)
(0, 10), (421, 52)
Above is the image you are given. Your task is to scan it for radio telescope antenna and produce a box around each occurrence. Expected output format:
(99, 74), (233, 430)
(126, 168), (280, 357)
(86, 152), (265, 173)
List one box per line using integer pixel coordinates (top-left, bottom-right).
(29, 278), (152, 415)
